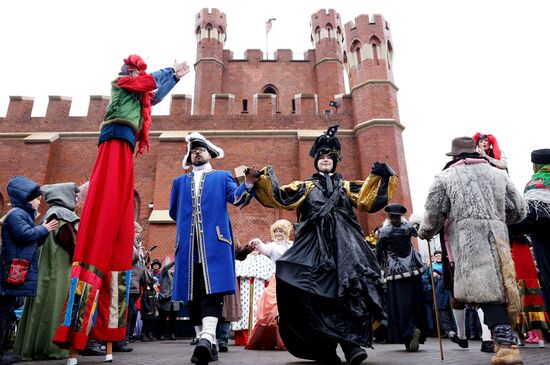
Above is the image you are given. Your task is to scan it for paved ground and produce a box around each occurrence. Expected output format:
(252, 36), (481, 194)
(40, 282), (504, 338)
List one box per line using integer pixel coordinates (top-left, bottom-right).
(24, 338), (550, 365)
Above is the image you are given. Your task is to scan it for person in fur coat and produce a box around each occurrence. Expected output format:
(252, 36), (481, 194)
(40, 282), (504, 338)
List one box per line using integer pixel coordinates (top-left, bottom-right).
(418, 136), (527, 365)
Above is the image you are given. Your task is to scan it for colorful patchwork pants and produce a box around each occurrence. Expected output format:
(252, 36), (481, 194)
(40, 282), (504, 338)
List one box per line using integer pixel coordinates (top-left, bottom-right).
(53, 139), (134, 350)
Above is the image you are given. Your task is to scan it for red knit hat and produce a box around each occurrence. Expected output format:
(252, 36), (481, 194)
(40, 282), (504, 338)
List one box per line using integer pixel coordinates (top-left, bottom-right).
(123, 54), (147, 72)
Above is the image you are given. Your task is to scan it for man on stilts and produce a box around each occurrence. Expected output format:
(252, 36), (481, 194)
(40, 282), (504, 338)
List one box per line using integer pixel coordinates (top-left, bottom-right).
(53, 55), (190, 365)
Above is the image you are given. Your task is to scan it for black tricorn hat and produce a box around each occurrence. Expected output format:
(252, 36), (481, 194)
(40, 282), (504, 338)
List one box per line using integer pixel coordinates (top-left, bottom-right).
(309, 124), (342, 161)
(384, 203), (408, 215)
(531, 149), (550, 164)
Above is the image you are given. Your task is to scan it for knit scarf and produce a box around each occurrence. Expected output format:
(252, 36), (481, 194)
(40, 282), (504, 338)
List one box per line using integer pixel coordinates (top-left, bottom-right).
(524, 164), (550, 204)
(137, 70), (154, 154)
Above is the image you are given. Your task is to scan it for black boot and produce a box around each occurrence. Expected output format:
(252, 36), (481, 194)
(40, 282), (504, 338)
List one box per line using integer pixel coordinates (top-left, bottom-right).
(340, 342), (367, 365)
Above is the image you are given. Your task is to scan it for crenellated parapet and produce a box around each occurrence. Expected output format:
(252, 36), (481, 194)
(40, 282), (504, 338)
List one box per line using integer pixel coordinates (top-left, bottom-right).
(343, 14), (394, 83)
(223, 49), (313, 63)
(195, 8), (227, 45)
(311, 9), (343, 45)
(6, 96), (34, 121)
(1, 91), (348, 128)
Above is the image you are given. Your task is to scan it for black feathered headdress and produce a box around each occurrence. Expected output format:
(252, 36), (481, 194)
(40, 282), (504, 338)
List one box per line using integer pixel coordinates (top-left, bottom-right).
(309, 124), (342, 161)
(310, 124), (342, 172)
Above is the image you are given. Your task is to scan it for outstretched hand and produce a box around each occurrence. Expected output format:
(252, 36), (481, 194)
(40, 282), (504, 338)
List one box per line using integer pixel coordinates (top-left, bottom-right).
(244, 166), (261, 185)
(43, 219), (58, 232)
(173, 60), (190, 80)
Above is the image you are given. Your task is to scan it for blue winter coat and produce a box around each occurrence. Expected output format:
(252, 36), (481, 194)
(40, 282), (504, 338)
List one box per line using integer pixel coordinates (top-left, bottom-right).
(169, 170), (251, 301)
(1, 176), (49, 297)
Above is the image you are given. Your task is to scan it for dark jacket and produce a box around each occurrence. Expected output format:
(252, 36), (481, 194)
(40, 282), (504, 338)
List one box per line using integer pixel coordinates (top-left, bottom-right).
(129, 241), (145, 295)
(158, 262), (179, 312)
(1, 176), (49, 297)
(140, 270), (158, 320)
(376, 221), (426, 281)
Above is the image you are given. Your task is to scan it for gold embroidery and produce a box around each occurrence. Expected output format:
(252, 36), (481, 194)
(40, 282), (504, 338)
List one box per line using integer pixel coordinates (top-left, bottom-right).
(216, 226), (232, 245)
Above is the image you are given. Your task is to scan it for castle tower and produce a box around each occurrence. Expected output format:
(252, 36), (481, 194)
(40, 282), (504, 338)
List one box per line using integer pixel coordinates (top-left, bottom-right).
(193, 8), (226, 115)
(344, 14), (412, 220)
(311, 9), (345, 113)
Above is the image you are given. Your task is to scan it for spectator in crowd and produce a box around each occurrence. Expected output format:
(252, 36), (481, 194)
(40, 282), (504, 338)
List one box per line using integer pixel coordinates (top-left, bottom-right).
(14, 183), (80, 360)
(0, 176), (58, 365)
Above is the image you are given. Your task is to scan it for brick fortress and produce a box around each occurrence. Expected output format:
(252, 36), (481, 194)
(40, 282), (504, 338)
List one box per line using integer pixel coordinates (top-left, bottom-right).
(0, 8), (411, 259)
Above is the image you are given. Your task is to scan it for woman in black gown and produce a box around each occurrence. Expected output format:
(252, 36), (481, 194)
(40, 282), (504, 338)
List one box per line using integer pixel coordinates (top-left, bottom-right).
(376, 204), (428, 352)
(244, 125), (397, 365)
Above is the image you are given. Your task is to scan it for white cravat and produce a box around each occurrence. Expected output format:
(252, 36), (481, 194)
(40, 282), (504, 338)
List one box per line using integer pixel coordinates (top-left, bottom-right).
(192, 162), (212, 198)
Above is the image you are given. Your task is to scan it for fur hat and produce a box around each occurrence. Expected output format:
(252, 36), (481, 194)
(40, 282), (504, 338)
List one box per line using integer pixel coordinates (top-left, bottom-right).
(270, 219), (293, 241)
(531, 149), (550, 164)
(310, 124), (342, 172)
(181, 132), (224, 169)
(446, 136), (477, 156)
(384, 203), (408, 215)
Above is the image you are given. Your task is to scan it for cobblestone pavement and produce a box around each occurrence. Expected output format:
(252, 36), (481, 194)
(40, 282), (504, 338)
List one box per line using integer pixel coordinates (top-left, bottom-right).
(24, 338), (550, 365)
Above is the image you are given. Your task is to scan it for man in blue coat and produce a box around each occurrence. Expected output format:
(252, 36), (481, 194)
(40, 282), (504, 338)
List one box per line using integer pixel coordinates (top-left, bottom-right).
(0, 176), (58, 364)
(169, 132), (251, 365)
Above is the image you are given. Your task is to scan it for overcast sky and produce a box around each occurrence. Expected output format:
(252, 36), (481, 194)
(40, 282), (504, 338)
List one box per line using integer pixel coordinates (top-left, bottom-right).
(1, 0), (549, 225)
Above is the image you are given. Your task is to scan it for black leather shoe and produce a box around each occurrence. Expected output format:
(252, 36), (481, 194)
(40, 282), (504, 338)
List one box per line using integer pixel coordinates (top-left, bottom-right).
(450, 333), (469, 349)
(218, 342), (228, 353)
(112, 345), (133, 353)
(0, 352), (21, 365)
(81, 346), (104, 356)
(192, 338), (218, 364)
(481, 340), (494, 353)
(346, 348), (367, 365)
(408, 328), (421, 352)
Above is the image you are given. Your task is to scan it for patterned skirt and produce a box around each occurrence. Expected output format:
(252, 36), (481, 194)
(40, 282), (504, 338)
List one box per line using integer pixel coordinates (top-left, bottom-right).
(511, 239), (550, 332)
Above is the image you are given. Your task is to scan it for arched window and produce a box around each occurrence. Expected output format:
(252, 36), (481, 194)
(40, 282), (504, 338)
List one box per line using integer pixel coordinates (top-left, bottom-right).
(326, 23), (333, 39)
(134, 191), (141, 222)
(315, 27), (321, 43)
(205, 23), (213, 39)
(262, 85), (277, 95)
(351, 40), (362, 67)
(336, 26), (343, 42)
(387, 41), (393, 69)
(372, 44), (379, 65)
(195, 26), (201, 42)
(262, 85), (278, 112)
(217, 26), (224, 42)
(370, 36), (381, 66)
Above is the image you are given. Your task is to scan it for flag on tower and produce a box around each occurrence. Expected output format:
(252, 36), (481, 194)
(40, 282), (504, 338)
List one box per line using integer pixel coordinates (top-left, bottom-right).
(266, 18), (276, 35)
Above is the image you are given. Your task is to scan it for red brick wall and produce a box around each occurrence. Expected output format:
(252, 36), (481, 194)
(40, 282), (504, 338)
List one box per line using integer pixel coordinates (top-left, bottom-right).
(0, 8), (410, 262)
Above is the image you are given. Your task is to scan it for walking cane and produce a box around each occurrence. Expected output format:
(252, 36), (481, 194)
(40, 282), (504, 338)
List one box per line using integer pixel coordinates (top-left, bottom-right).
(427, 238), (445, 361)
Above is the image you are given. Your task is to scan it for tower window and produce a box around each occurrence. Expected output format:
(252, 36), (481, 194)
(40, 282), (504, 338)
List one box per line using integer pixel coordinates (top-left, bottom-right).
(292, 99), (296, 113)
(372, 44), (379, 65)
(263, 86), (277, 95)
(242, 99), (248, 113)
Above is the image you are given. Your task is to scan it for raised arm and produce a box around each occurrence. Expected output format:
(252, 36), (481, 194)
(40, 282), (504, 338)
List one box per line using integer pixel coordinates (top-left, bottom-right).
(247, 166), (312, 210)
(345, 162), (398, 213)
